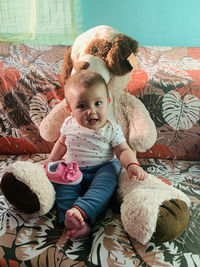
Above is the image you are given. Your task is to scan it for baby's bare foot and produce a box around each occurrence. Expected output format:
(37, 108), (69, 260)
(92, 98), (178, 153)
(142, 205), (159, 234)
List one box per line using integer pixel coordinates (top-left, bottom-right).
(67, 222), (91, 240)
(65, 207), (85, 230)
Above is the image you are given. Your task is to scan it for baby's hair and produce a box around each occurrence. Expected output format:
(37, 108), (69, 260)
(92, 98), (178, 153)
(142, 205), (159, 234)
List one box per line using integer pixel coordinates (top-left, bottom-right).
(64, 70), (109, 104)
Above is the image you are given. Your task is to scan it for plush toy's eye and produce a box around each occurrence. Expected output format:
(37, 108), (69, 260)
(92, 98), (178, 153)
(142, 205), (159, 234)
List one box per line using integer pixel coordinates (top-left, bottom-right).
(92, 46), (98, 53)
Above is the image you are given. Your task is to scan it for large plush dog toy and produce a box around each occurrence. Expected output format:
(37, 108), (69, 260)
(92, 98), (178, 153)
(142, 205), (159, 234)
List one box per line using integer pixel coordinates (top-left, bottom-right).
(0, 25), (190, 244)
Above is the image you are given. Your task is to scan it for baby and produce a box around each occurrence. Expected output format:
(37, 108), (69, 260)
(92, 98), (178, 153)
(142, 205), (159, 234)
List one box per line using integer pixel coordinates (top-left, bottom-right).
(43, 69), (148, 240)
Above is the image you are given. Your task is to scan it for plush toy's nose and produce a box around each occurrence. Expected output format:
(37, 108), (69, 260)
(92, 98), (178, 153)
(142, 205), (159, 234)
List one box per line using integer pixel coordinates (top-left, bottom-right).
(74, 61), (90, 72)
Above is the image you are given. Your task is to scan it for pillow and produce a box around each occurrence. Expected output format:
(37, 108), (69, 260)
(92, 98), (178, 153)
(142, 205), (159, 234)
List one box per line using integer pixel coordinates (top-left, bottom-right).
(0, 44), (66, 154)
(126, 46), (200, 160)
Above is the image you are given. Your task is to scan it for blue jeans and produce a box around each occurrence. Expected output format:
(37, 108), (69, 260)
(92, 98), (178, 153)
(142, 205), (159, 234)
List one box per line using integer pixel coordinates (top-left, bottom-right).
(53, 159), (121, 225)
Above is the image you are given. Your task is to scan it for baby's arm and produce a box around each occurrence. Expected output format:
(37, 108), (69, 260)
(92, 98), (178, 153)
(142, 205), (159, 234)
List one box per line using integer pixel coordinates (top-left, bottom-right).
(42, 134), (67, 164)
(114, 142), (148, 180)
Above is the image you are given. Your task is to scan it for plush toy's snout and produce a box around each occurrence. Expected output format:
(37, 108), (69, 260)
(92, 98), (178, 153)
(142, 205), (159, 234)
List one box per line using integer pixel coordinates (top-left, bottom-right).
(74, 61), (90, 72)
(71, 55), (111, 84)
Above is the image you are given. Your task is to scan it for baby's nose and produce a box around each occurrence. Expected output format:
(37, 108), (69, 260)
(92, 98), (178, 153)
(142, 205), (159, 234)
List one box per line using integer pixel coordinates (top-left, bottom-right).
(74, 61), (90, 72)
(88, 106), (96, 114)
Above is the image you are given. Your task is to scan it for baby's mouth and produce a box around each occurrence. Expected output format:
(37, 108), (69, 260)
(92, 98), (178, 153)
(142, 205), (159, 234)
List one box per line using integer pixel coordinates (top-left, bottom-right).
(88, 118), (98, 125)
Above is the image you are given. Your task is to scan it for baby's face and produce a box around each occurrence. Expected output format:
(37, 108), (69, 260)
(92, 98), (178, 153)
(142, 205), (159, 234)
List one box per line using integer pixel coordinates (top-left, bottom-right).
(66, 82), (110, 130)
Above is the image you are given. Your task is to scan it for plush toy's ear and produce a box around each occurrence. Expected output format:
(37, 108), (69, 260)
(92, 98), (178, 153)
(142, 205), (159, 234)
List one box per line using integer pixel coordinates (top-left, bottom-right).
(61, 46), (73, 83)
(106, 34), (138, 76)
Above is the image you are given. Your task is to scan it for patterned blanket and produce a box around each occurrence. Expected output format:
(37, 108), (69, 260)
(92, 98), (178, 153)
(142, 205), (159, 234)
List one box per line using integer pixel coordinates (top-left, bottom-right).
(0, 155), (199, 266)
(0, 44), (200, 266)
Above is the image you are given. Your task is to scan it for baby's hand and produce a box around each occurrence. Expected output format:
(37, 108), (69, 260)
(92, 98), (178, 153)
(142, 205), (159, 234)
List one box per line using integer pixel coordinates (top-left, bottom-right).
(127, 163), (148, 181)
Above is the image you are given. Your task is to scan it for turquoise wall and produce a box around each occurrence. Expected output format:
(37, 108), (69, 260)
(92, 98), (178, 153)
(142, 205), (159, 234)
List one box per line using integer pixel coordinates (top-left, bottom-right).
(80, 0), (200, 47)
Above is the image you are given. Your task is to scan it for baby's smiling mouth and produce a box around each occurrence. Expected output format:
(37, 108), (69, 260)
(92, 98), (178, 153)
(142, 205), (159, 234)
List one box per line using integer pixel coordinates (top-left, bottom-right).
(88, 118), (98, 125)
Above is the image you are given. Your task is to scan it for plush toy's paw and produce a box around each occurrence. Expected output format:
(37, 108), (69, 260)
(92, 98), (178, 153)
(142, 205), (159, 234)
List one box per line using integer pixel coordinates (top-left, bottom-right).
(151, 199), (189, 243)
(0, 161), (56, 216)
(121, 193), (190, 244)
(39, 99), (69, 142)
(120, 174), (190, 244)
(1, 172), (40, 213)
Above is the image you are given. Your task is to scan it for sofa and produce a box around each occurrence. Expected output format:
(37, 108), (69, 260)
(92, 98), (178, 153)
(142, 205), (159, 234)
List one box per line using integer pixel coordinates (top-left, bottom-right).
(0, 43), (200, 266)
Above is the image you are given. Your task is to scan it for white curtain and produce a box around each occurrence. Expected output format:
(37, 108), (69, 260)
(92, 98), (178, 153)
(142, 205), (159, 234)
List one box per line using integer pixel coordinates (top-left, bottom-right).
(0, 0), (83, 45)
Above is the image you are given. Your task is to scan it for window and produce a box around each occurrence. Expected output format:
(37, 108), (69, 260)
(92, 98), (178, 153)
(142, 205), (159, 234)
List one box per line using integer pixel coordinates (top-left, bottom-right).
(0, 0), (83, 45)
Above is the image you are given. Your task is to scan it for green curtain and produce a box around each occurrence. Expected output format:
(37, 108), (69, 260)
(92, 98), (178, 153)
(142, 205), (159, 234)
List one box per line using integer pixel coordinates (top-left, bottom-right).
(0, 0), (83, 45)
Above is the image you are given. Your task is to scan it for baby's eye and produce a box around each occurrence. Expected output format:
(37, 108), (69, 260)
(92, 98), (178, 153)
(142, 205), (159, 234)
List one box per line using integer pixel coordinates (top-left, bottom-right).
(77, 104), (86, 109)
(95, 101), (102, 106)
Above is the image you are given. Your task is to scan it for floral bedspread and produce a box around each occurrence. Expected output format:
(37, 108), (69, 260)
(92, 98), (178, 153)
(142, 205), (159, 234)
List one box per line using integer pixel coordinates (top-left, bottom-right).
(0, 154), (200, 267)
(0, 44), (200, 266)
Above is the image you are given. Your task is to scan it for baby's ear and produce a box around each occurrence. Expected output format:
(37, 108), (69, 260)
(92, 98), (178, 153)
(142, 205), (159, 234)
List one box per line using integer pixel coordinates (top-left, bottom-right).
(65, 105), (72, 113)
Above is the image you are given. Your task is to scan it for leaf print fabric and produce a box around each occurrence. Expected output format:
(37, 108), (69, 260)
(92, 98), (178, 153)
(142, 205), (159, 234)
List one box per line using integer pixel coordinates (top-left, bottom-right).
(162, 91), (200, 130)
(29, 93), (52, 127)
(0, 44), (65, 154)
(0, 62), (20, 91)
(0, 154), (200, 266)
(127, 46), (200, 160)
(0, 44), (200, 266)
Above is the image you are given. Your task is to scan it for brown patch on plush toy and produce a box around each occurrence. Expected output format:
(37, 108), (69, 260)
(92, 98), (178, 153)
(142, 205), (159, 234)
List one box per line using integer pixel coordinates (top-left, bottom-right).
(61, 46), (73, 82)
(151, 199), (190, 242)
(106, 34), (138, 75)
(85, 39), (113, 60)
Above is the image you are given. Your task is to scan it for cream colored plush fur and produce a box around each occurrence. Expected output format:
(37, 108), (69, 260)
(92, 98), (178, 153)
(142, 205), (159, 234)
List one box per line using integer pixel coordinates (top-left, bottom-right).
(119, 169), (190, 244)
(4, 161), (55, 216)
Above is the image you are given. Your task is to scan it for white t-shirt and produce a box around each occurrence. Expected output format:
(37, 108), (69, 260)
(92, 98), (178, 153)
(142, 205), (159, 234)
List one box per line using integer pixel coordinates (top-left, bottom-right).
(60, 116), (126, 167)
